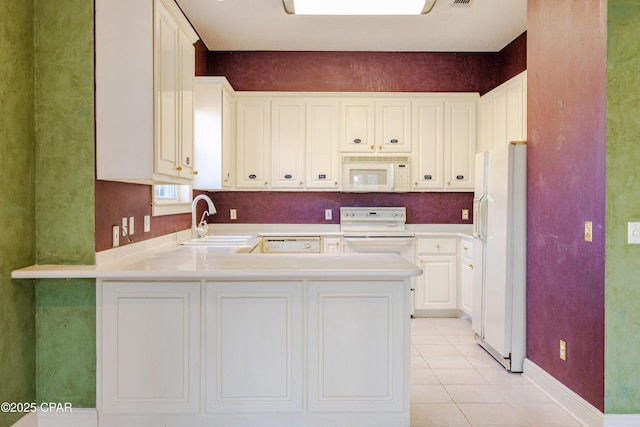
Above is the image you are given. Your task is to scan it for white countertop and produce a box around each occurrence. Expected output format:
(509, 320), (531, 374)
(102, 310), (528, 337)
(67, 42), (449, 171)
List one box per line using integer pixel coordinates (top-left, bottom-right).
(11, 223), (472, 281)
(12, 245), (423, 280)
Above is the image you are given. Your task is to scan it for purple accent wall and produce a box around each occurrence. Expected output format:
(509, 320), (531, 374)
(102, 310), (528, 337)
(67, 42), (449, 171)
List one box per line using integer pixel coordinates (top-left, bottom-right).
(527, 1), (606, 410)
(206, 191), (473, 225)
(207, 50), (506, 95)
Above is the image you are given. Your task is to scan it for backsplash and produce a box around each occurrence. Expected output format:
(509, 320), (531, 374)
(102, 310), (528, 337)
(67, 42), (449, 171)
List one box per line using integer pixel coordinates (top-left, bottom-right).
(205, 191), (473, 225)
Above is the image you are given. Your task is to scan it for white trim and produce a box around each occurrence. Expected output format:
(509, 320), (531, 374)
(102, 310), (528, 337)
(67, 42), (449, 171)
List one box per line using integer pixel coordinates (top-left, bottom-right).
(523, 358), (603, 427)
(604, 414), (640, 427)
(37, 408), (97, 427)
(10, 409), (97, 427)
(10, 412), (37, 427)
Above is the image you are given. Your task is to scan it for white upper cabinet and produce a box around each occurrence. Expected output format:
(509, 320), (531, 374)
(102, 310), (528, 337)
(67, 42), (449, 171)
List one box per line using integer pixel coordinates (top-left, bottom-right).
(271, 100), (306, 189)
(96, 0), (198, 184)
(235, 99), (271, 188)
(193, 77), (235, 190)
(477, 71), (527, 152)
(340, 99), (411, 153)
(444, 99), (477, 191)
(340, 99), (375, 152)
(375, 100), (412, 152)
(412, 100), (444, 190)
(306, 100), (341, 189)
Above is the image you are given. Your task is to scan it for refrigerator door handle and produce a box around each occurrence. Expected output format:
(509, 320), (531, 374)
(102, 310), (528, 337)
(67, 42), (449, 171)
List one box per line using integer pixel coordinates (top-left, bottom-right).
(473, 195), (487, 239)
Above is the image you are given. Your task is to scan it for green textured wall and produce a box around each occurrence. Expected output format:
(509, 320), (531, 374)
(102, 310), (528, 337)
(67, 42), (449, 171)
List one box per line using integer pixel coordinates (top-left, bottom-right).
(605, 0), (640, 414)
(33, 0), (96, 407)
(0, 0), (37, 426)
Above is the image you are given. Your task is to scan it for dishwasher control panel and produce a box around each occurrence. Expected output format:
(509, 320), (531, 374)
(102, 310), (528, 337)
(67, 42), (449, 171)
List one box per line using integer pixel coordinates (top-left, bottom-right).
(262, 237), (321, 253)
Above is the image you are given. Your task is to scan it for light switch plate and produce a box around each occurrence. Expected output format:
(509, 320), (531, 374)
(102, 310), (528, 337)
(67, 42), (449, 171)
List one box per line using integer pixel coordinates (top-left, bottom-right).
(325, 209), (332, 220)
(628, 222), (640, 244)
(112, 226), (120, 247)
(144, 215), (151, 233)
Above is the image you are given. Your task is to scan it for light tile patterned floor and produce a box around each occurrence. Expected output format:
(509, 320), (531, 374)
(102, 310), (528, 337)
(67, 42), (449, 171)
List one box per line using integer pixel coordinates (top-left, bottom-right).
(410, 317), (584, 427)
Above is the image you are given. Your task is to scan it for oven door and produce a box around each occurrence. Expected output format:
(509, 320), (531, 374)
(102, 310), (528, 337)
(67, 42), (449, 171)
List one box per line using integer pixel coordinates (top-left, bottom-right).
(343, 235), (416, 315)
(342, 236), (415, 261)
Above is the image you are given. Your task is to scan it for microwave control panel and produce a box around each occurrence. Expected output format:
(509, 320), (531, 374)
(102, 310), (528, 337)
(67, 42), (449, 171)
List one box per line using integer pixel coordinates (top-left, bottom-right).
(394, 163), (411, 192)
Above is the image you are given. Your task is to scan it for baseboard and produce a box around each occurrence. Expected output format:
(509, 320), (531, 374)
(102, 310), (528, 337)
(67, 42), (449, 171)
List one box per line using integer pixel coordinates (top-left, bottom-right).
(603, 414), (640, 426)
(523, 358), (604, 427)
(12, 409), (98, 427)
(11, 412), (37, 427)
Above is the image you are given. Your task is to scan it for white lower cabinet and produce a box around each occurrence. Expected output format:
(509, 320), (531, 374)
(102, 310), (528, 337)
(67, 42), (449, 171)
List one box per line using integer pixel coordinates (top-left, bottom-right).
(414, 238), (458, 315)
(99, 278), (410, 427)
(100, 281), (201, 414)
(460, 237), (474, 317)
(205, 282), (304, 412)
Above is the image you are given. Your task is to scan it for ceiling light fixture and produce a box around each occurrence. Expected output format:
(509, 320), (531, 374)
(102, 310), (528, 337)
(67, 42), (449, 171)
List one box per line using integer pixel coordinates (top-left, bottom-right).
(282, 0), (438, 15)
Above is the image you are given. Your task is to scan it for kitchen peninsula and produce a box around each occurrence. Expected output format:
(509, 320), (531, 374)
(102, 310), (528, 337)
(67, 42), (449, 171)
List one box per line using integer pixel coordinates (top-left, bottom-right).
(12, 242), (421, 427)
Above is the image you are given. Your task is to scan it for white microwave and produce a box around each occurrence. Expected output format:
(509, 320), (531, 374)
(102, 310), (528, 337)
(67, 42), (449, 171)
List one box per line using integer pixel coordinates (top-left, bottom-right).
(341, 155), (411, 192)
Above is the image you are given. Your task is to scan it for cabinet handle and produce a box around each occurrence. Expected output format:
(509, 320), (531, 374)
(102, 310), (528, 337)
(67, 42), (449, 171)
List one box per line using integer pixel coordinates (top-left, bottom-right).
(248, 174), (257, 180)
(353, 138), (362, 144)
(284, 174), (292, 179)
(318, 174), (327, 179)
(390, 139), (398, 144)
(424, 175), (432, 180)
(456, 175), (465, 180)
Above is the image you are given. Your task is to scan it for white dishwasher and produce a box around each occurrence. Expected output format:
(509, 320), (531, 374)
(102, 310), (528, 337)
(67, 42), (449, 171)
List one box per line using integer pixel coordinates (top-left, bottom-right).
(261, 237), (321, 253)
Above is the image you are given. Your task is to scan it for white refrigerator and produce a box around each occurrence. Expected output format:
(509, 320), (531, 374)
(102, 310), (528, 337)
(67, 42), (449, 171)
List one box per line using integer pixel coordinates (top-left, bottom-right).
(472, 142), (526, 372)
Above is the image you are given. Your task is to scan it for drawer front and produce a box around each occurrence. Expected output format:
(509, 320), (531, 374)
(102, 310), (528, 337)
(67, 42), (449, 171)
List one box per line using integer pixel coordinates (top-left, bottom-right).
(461, 238), (474, 258)
(416, 238), (457, 254)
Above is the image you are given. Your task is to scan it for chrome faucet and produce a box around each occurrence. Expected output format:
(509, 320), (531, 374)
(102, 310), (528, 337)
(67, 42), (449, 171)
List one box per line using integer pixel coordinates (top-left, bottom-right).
(191, 194), (216, 238)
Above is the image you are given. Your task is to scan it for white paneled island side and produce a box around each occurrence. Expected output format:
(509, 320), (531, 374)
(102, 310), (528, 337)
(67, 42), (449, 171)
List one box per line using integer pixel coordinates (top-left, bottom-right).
(13, 244), (422, 427)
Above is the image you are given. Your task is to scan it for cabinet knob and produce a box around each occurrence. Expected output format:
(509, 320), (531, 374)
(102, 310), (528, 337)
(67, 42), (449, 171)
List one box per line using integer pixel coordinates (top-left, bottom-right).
(264, 181), (269, 186)
(334, 181), (338, 185)
(469, 264), (474, 269)
(176, 166), (182, 172)
(371, 146), (375, 150)
(192, 170), (198, 175)
(299, 181), (303, 185)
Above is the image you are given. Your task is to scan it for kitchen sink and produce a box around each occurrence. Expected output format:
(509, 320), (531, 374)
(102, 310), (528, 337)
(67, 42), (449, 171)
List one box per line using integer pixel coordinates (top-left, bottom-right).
(180, 235), (258, 249)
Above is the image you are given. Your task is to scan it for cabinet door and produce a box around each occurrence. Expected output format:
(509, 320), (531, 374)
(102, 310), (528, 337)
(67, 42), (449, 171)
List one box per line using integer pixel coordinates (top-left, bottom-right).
(236, 99), (270, 188)
(460, 257), (474, 317)
(221, 88), (235, 188)
(100, 281), (201, 414)
(178, 26), (195, 178)
(506, 72), (527, 143)
(444, 100), (476, 190)
(412, 101), (444, 190)
(306, 100), (340, 189)
(341, 99), (375, 152)
(205, 282), (303, 412)
(477, 95), (493, 153)
(271, 100), (306, 189)
(415, 255), (457, 311)
(307, 281), (406, 412)
(154, 1), (180, 178)
(376, 100), (411, 152)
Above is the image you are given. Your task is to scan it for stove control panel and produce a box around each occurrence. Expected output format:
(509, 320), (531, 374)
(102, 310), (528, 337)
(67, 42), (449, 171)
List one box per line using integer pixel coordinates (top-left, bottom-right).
(340, 207), (406, 222)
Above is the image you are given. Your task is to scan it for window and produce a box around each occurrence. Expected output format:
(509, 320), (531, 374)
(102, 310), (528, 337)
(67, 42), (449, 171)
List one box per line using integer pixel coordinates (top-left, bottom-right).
(152, 184), (192, 216)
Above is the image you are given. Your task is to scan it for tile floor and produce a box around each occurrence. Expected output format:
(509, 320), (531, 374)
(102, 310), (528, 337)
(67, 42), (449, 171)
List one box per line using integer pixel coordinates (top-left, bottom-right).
(410, 317), (584, 427)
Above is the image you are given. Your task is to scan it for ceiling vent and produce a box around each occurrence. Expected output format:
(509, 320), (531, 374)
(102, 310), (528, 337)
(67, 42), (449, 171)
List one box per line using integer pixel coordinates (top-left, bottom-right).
(451, 0), (473, 7)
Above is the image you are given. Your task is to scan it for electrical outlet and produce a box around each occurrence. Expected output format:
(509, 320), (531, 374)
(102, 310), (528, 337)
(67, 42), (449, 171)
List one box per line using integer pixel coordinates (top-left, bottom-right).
(112, 226), (120, 247)
(584, 221), (592, 242)
(560, 340), (567, 361)
(144, 215), (151, 233)
(325, 209), (333, 220)
(462, 209), (470, 220)
(230, 209), (237, 220)
(122, 217), (128, 235)
(129, 216), (135, 235)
